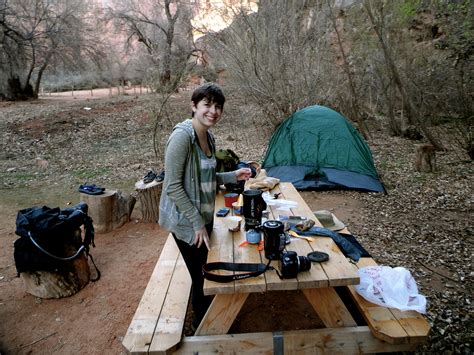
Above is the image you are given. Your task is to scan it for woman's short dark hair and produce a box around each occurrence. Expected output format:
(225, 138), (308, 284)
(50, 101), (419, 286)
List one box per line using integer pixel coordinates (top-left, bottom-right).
(191, 82), (225, 108)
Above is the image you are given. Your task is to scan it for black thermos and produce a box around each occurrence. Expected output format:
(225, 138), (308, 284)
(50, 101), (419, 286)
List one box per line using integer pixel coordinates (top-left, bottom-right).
(242, 189), (267, 231)
(262, 220), (286, 260)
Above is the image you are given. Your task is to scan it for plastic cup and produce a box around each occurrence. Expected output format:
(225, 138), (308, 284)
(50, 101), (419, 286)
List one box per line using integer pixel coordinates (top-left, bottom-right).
(224, 193), (239, 208)
(224, 216), (242, 232)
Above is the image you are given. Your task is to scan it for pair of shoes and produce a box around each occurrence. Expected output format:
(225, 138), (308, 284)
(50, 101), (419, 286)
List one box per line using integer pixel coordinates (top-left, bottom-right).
(143, 170), (165, 183)
(143, 170), (156, 183)
(79, 184), (105, 195)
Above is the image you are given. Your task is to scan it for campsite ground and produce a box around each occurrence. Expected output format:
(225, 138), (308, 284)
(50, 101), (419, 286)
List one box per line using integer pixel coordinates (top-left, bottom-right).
(0, 91), (472, 354)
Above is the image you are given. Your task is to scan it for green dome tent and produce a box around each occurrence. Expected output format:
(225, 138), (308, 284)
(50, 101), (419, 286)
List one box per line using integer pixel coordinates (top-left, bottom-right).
(262, 105), (385, 192)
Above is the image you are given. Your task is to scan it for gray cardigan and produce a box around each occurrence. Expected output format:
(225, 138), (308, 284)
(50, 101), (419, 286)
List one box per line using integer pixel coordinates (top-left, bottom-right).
(159, 119), (237, 245)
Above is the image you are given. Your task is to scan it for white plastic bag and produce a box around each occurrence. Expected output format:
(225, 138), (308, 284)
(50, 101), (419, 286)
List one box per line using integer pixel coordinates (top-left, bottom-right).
(356, 265), (427, 313)
(262, 191), (298, 208)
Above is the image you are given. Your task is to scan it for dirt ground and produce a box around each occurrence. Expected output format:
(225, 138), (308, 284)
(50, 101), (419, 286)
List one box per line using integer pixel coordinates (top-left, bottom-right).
(0, 91), (471, 354)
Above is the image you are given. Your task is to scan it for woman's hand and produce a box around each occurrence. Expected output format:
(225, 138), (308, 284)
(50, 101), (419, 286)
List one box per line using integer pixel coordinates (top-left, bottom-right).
(194, 227), (211, 250)
(235, 167), (252, 181)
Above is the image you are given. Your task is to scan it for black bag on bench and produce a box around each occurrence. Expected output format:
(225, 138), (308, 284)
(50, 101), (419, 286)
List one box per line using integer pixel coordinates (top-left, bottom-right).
(13, 202), (100, 281)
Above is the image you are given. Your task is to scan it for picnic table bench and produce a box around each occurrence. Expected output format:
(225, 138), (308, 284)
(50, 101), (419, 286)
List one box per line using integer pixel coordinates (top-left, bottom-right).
(122, 182), (430, 354)
(122, 235), (191, 354)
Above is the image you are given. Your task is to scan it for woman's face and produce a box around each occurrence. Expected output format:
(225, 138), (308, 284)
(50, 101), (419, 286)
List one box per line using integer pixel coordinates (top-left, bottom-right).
(192, 98), (223, 129)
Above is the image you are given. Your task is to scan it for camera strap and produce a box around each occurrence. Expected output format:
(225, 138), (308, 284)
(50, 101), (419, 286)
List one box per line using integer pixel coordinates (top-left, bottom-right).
(202, 260), (274, 283)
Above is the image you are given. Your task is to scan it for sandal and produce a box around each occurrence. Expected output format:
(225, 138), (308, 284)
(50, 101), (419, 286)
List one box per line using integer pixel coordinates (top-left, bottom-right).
(79, 184), (105, 195)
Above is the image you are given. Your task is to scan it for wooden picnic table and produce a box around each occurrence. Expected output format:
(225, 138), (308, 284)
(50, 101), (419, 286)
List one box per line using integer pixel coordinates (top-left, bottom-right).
(197, 182), (360, 334)
(123, 182), (430, 354)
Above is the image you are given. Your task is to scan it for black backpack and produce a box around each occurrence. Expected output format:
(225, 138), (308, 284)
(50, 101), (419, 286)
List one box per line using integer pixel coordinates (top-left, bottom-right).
(215, 149), (240, 173)
(13, 202), (100, 281)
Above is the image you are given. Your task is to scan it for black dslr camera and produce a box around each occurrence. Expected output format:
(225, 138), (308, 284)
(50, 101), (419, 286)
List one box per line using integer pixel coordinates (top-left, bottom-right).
(262, 220), (311, 279)
(279, 251), (311, 279)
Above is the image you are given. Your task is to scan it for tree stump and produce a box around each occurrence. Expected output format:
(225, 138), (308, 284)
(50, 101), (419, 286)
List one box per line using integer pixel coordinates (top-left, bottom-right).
(135, 180), (162, 222)
(20, 230), (91, 299)
(80, 189), (136, 233)
(415, 143), (436, 172)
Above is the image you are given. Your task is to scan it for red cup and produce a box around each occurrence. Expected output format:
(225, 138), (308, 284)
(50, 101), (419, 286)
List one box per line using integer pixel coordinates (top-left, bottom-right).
(224, 193), (239, 208)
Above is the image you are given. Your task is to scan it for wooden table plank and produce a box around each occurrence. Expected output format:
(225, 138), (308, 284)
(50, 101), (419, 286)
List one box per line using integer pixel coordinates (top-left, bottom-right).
(311, 236), (360, 287)
(177, 326), (418, 354)
(204, 193), (236, 295)
(278, 182), (360, 287)
(390, 309), (431, 344)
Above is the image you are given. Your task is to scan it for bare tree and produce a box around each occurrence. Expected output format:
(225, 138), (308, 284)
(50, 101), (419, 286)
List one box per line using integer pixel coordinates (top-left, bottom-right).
(0, 0), (105, 100)
(196, 0), (336, 126)
(325, 0), (370, 139)
(361, 0), (444, 150)
(108, 0), (195, 93)
(0, 0), (31, 98)
(429, 0), (473, 158)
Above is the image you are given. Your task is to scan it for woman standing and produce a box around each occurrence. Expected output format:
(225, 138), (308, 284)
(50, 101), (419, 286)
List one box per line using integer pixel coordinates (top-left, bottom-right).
(159, 83), (251, 329)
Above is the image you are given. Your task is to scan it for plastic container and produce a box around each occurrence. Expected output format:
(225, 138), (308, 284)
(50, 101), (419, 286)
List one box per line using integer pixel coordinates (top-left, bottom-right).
(224, 193), (239, 208)
(246, 229), (261, 244)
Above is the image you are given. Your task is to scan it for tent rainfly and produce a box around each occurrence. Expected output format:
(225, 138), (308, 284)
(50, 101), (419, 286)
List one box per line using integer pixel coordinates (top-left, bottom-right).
(262, 105), (385, 192)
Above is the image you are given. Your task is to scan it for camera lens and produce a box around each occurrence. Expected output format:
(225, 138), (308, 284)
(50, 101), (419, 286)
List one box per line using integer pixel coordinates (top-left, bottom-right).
(297, 256), (311, 272)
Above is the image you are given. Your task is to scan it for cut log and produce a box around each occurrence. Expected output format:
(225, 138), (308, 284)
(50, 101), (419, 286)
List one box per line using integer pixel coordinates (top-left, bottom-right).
(115, 190), (136, 227)
(20, 230), (91, 299)
(415, 143), (436, 172)
(80, 189), (136, 233)
(135, 180), (162, 223)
